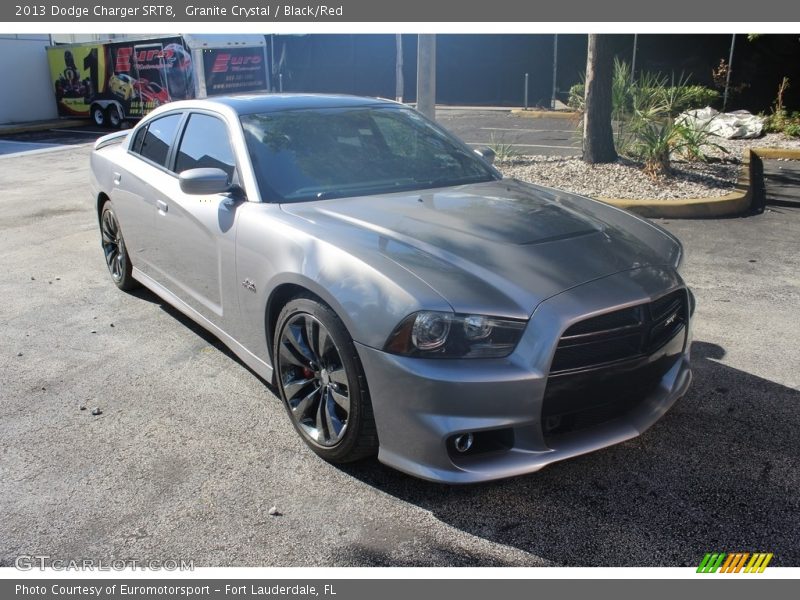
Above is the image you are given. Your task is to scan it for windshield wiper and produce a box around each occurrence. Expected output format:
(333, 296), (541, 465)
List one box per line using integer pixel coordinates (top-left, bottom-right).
(412, 174), (494, 189)
(286, 175), (494, 202)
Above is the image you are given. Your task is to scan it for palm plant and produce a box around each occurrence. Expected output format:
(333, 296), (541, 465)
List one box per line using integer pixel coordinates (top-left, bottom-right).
(572, 61), (726, 177)
(488, 134), (517, 162)
(627, 72), (727, 178)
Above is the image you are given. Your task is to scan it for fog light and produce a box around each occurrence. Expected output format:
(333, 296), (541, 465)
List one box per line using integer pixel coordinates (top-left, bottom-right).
(453, 433), (474, 453)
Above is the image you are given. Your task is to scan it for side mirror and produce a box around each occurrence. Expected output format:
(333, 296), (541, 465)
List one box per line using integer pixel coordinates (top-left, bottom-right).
(179, 168), (231, 195)
(474, 146), (496, 165)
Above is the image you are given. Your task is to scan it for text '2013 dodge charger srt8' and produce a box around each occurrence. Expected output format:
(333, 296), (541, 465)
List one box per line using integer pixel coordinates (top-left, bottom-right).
(90, 94), (694, 483)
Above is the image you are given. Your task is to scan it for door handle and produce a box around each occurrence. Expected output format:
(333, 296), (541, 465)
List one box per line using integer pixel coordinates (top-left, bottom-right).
(156, 200), (168, 213)
(113, 172), (121, 185)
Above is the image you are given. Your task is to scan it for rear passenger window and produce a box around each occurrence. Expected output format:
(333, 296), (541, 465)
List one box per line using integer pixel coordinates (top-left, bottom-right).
(131, 125), (147, 154)
(175, 113), (236, 179)
(136, 113), (182, 167)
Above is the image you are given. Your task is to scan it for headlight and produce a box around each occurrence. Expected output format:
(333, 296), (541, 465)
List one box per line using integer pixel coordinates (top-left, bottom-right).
(384, 311), (527, 358)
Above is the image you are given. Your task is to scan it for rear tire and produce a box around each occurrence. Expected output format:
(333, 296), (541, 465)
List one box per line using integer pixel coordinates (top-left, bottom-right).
(91, 104), (107, 127)
(273, 295), (378, 463)
(100, 202), (138, 291)
(106, 105), (122, 129)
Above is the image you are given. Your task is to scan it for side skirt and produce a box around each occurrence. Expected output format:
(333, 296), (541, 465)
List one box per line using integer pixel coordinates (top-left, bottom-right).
(132, 267), (274, 383)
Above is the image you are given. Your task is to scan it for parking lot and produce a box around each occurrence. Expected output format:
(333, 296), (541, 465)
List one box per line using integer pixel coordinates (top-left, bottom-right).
(0, 121), (798, 567)
(438, 108), (580, 156)
(0, 108), (581, 157)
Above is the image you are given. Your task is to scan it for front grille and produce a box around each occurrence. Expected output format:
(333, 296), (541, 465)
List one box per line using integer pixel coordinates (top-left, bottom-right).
(542, 356), (673, 438)
(550, 289), (688, 375)
(541, 289), (689, 440)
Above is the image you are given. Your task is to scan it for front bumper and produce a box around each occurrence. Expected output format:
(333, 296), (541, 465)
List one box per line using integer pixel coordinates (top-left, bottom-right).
(356, 266), (693, 483)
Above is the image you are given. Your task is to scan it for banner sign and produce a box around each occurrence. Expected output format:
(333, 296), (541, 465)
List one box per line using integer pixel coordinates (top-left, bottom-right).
(202, 47), (269, 95)
(46, 36), (269, 121)
(47, 36), (194, 120)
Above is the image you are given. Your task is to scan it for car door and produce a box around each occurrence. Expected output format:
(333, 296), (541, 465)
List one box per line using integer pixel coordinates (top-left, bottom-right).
(110, 112), (183, 279)
(151, 111), (242, 327)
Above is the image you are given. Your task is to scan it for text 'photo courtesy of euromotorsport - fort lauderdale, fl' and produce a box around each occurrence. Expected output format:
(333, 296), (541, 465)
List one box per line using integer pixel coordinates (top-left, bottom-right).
(15, 584), (332, 597)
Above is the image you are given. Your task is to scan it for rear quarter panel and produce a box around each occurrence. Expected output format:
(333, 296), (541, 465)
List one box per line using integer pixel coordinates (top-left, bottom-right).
(90, 139), (160, 274)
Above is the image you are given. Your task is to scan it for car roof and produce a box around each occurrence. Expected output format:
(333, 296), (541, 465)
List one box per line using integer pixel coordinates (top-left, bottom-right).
(173, 93), (400, 115)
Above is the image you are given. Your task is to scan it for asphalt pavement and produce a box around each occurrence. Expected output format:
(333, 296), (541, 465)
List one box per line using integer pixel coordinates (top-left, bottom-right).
(0, 110), (580, 157)
(0, 124), (104, 157)
(0, 143), (798, 567)
(437, 108), (581, 156)
(761, 159), (800, 208)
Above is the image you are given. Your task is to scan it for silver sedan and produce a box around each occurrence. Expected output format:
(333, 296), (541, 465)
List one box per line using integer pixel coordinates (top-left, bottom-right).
(89, 94), (694, 483)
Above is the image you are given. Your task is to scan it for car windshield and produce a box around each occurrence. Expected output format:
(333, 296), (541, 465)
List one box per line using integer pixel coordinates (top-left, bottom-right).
(240, 106), (498, 202)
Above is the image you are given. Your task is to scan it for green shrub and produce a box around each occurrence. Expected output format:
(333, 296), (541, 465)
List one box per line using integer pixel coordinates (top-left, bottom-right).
(569, 61), (725, 178)
(765, 109), (800, 136)
(627, 104), (727, 179)
(568, 83), (718, 114)
(488, 134), (517, 162)
(676, 86), (720, 112)
(567, 74), (719, 115)
(568, 83), (585, 110)
(764, 110), (786, 133)
(764, 78), (800, 136)
(785, 121), (800, 138)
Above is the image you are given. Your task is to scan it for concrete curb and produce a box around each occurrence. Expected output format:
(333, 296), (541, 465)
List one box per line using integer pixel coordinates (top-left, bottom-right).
(511, 109), (579, 120)
(748, 147), (800, 160)
(596, 147), (799, 219)
(0, 119), (86, 135)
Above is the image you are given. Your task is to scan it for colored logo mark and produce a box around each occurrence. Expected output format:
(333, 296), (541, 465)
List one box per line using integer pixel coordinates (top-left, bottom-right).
(697, 552), (773, 573)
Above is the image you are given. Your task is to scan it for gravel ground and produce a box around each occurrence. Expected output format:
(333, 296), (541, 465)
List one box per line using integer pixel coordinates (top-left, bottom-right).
(499, 132), (800, 200)
(712, 132), (800, 155)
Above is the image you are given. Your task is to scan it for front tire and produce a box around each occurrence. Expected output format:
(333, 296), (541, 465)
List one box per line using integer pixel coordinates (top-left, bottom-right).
(273, 296), (378, 463)
(100, 202), (137, 291)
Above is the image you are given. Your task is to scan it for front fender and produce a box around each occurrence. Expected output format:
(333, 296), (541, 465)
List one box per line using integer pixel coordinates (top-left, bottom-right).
(233, 202), (451, 368)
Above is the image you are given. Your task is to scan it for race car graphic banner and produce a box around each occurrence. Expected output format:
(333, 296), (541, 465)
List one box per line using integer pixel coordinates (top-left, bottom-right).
(47, 37), (195, 120)
(47, 44), (105, 117)
(202, 47), (267, 95)
(107, 37), (195, 116)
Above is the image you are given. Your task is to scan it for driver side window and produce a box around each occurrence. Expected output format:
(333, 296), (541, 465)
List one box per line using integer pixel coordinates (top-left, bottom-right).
(175, 113), (237, 180)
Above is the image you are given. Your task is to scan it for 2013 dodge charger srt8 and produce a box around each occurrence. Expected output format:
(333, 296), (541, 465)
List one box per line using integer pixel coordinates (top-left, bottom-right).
(90, 94), (694, 483)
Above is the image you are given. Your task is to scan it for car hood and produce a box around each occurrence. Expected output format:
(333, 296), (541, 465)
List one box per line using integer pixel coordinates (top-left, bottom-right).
(280, 179), (681, 319)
